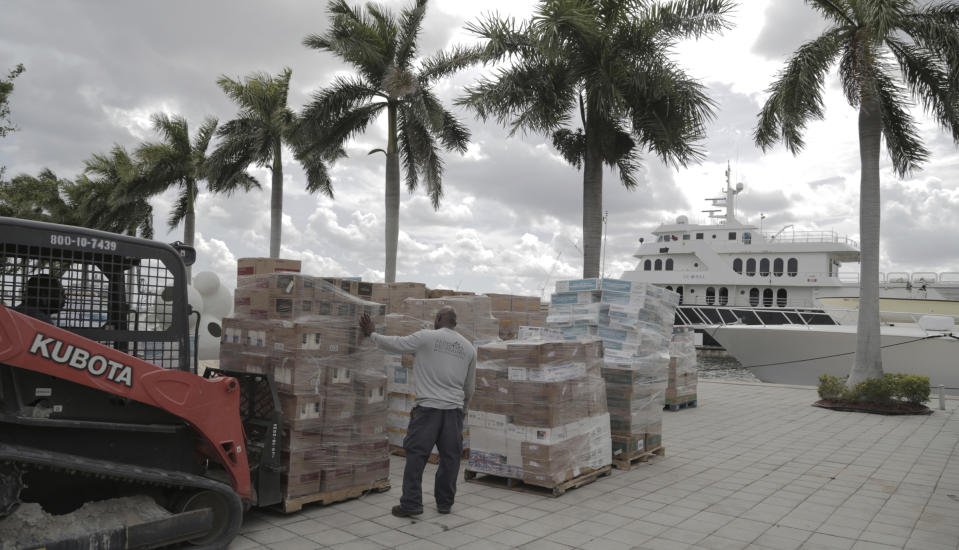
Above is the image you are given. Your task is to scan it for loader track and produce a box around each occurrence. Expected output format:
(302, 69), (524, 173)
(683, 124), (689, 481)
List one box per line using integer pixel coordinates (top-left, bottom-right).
(0, 442), (243, 550)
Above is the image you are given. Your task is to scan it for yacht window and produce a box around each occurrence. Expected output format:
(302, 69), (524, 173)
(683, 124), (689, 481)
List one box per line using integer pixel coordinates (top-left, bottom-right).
(749, 288), (759, 306)
(773, 258), (784, 277)
(655, 259), (662, 271)
(746, 258), (756, 276)
(677, 286), (684, 305)
(696, 233), (704, 240)
(743, 232), (752, 244)
(763, 288), (774, 307)
(644, 259), (652, 271)
(706, 287), (716, 305)
(682, 234), (691, 241)
(665, 259), (674, 271)
(712, 234), (717, 239)
(759, 258), (770, 277)
(733, 258), (743, 274)
(719, 287), (729, 305)
(665, 285), (673, 291)
(777, 288), (787, 307)
(728, 232), (737, 240)
(787, 258), (798, 277)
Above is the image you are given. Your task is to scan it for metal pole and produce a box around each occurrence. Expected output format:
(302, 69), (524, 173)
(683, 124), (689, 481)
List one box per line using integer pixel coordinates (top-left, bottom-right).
(939, 385), (946, 411)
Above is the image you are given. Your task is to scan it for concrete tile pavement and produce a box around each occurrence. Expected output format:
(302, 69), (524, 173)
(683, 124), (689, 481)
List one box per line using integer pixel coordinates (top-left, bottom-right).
(232, 381), (959, 550)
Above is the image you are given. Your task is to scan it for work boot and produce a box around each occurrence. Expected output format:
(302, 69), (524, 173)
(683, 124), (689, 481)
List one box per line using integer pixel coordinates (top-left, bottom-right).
(391, 505), (422, 518)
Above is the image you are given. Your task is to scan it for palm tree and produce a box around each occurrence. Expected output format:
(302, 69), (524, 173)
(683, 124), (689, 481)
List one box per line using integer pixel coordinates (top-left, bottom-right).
(754, 1), (959, 386)
(135, 113), (258, 276)
(81, 145), (154, 238)
(0, 168), (73, 222)
(207, 68), (336, 259)
(300, 0), (474, 283)
(460, 0), (732, 278)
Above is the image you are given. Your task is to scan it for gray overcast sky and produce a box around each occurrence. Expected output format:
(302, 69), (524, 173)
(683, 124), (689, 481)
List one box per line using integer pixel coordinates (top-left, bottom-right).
(2, 0), (958, 298)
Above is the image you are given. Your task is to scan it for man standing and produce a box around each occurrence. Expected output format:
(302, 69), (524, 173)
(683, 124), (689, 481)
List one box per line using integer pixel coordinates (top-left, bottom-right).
(360, 306), (475, 517)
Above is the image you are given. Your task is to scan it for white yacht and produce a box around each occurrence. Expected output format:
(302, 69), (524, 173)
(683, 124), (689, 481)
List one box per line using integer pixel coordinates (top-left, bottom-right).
(620, 167), (959, 342)
(708, 315), (959, 393)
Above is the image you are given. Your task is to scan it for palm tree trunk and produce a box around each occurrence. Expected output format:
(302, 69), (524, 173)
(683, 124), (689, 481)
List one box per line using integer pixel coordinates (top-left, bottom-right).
(848, 87), (884, 386)
(384, 103), (400, 283)
(269, 141), (283, 259)
(582, 122), (603, 279)
(184, 181), (195, 280)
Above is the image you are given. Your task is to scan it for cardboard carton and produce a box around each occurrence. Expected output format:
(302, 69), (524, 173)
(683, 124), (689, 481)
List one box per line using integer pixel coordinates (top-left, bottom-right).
(237, 257), (301, 277)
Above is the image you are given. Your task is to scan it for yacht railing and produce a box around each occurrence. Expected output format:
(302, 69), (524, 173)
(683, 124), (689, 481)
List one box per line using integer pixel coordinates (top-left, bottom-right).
(836, 272), (959, 284)
(759, 230), (858, 248)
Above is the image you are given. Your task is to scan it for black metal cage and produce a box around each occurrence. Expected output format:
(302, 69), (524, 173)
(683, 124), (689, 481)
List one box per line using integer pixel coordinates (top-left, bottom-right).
(0, 217), (192, 371)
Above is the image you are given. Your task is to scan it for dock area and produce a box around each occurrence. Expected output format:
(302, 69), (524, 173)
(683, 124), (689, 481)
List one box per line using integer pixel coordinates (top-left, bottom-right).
(232, 380), (959, 550)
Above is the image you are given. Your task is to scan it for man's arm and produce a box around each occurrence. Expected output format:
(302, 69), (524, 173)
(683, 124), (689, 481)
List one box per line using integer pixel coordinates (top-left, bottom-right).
(360, 312), (426, 354)
(369, 331), (426, 354)
(463, 353), (476, 410)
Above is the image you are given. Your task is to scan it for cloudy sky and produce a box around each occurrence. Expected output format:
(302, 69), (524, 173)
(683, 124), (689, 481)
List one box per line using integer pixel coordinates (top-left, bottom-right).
(2, 0), (958, 298)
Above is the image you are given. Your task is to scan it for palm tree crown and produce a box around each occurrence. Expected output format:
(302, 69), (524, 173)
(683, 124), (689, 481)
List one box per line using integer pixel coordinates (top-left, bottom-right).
(135, 113), (258, 262)
(82, 145), (154, 238)
(208, 68), (335, 259)
(460, 0), (733, 278)
(300, 0), (475, 283)
(754, 0), (959, 385)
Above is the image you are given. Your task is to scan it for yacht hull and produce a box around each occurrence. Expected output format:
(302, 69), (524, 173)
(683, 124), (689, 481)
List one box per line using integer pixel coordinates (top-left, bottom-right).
(708, 324), (959, 393)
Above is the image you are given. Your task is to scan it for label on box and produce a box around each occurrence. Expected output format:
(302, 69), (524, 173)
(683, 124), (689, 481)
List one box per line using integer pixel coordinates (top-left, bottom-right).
(507, 367), (527, 381)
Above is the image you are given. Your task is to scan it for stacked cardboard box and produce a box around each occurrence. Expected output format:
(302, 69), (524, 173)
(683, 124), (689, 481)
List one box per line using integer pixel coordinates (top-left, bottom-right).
(667, 327), (698, 406)
(393, 295), (500, 345)
(466, 339), (612, 487)
(221, 267), (390, 500)
(546, 279), (678, 459)
(486, 293), (547, 340)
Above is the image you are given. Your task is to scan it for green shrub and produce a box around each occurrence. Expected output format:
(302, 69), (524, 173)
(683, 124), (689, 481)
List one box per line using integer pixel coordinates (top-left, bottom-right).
(818, 374), (846, 401)
(818, 372), (930, 406)
(853, 377), (894, 404)
(894, 374), (930, 404)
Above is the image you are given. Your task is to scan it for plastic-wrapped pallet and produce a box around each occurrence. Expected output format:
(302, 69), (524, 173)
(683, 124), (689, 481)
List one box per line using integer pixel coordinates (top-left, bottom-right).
(547, 278), (678, 459)
(667, 327), (698, 406)
(221, 272), (390, 500)
(466, 339), (611, 488)
(394, 295), (500, 345)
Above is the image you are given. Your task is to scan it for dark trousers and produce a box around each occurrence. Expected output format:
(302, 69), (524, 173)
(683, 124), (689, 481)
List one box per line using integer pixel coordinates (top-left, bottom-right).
(400, 406), (464, 512)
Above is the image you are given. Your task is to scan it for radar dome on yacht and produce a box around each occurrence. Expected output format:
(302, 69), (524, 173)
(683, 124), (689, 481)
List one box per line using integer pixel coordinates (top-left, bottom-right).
(676, 215), (688, 224)
(736, 182), (744, 192)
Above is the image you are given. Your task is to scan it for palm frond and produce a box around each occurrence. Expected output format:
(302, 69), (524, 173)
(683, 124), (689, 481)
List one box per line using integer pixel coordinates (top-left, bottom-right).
(551, 128), (586, 169)
(874, 69), (929, 176)
(396, 0), (428, 67)
(398, 106), (443, 207)
(458, 58), (577, 136)
(887, 37), (959, 141)
(167, 189), (190, 230)
(193, 116), (219, 155)
(464, 14), (534, 62)
(859, 0), (910, 39)
(417, 89), (470, 153)
(805, 0), (855, 26)
(419, 44), (486, 83)
(644, 0), (736, 40)
(754, 28), (845, 153)
(306, 0), (390, 83)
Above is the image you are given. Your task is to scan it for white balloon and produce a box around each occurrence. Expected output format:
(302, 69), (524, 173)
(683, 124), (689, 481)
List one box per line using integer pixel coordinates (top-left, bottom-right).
(186, 285), (204, 316)
(204, 284), (234, 320)
(192, 271), (220, 296)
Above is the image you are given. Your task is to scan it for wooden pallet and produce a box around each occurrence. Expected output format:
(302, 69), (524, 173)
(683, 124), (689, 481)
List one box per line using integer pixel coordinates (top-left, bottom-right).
(278, 478), (391, 513)
(389, 445), (468, 464)
(664, 399), (697, 412)
(464, 465), (612, 497)
(611, 446), (666, 471)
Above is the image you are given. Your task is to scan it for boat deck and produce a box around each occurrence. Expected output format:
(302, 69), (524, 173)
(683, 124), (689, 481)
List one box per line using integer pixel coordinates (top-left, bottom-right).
(233, 381), (959, 550)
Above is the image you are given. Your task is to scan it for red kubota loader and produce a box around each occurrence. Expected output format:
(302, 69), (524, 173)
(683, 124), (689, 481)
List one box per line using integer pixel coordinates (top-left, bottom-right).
(0, 216), (284, 549)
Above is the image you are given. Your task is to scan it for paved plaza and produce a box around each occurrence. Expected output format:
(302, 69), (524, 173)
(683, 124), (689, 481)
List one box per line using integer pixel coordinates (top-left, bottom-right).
(231, 381), (959, 550)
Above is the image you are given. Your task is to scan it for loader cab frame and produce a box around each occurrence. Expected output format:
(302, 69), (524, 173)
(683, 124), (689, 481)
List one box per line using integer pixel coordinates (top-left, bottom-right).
(0, 216), (193, 372)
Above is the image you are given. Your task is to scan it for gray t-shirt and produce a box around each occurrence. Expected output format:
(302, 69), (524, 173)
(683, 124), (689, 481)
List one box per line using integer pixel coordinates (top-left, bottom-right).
(370, 328), (476, 410)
